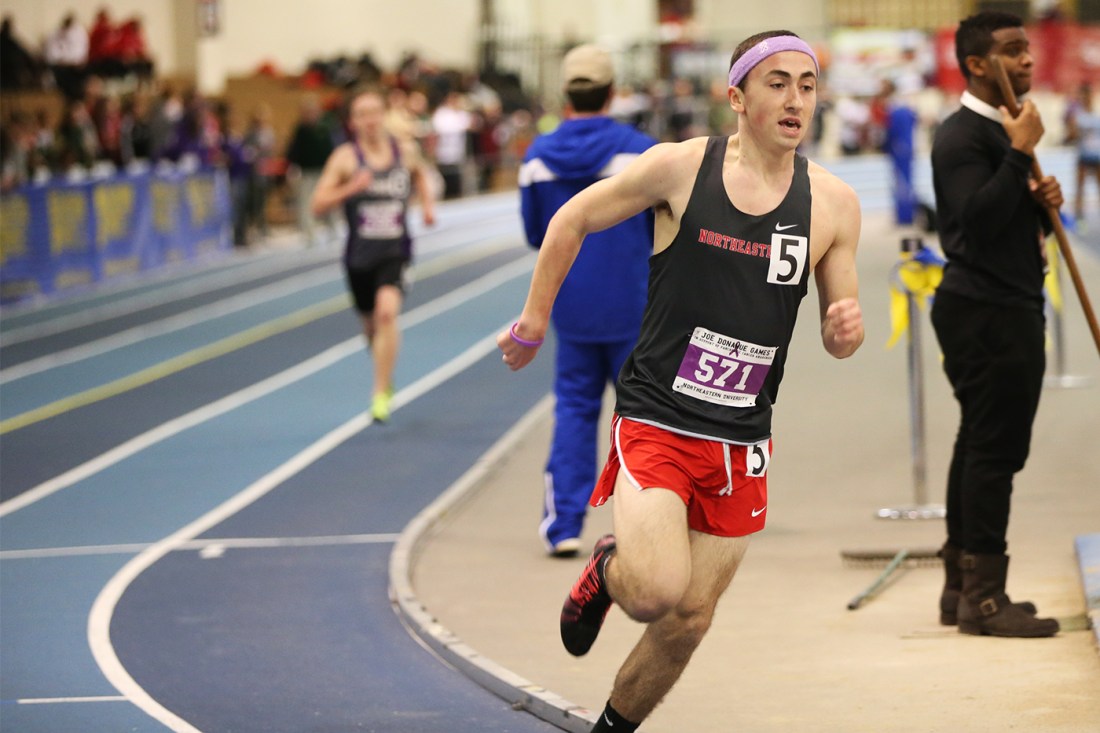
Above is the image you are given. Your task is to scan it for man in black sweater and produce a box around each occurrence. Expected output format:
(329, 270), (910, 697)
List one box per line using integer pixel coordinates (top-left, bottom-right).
(930, 11), (1063, 638)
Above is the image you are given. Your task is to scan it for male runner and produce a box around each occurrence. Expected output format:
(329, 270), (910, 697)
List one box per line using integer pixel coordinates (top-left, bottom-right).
(312, 88), (436, 422)
(499, 30), (863, 730)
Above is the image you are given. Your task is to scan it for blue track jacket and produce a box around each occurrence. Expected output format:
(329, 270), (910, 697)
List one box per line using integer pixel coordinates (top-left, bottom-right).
(519, 116), (656, 342)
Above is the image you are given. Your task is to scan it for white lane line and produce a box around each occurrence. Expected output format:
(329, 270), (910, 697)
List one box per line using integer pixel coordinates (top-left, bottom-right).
(0, 236), (520, 384)
(87, 322), (514, 733)
(0, 533), (401, 560)
(0, 253), (533, 518)
(15, 696), (129, 704)
(0, 251), (331, 346)
(0, 267), (339, 383)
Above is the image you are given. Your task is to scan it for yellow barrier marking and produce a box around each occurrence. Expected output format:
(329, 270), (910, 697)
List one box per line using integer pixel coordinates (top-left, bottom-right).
(0, 296), (349, 435)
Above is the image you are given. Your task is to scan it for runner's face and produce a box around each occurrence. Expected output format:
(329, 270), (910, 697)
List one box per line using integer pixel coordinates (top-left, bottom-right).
(351, 94), (385, 139)
(735, 51), (817, 149)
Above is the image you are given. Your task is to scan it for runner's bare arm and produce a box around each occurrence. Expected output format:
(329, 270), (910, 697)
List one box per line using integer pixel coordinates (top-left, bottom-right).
(813, 174), (864, 359)
(310, 145), (367, 216)
(499, 143), (696, 371)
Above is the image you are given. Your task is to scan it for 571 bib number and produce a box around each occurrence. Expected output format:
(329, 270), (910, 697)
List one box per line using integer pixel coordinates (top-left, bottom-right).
(673, 327), (777, 407)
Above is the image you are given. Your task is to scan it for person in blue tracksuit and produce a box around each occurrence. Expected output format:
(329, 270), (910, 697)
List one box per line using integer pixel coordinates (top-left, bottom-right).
(881, 80), (919, 226)
(519, 45), (657, 557)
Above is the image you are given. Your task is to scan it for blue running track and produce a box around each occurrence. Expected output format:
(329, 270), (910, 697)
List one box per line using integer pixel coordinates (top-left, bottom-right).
(1, 194), (568, 732)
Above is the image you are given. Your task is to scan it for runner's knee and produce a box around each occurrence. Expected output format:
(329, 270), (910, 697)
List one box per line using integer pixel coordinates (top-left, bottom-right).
(373, 289), (402, 327)
(662, 604), (716, 656)
(613, 559), (690, 622)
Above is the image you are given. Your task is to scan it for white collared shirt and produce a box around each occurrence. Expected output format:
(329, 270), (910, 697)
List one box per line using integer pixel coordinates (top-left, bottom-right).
(960, 91), (1003, 122)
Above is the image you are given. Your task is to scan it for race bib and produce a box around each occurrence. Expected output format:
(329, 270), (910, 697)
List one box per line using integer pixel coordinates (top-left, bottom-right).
(672, 327), (776, 407)
(357, 200), (405, 239)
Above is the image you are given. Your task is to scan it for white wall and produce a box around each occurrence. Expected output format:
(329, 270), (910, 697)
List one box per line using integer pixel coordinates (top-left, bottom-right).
(695, 0), (829, 44)
(0, 0), (484, 89)
(216, 0), (480, 74)
(0, 0), (828, 91)
(495, 0), (658, 48)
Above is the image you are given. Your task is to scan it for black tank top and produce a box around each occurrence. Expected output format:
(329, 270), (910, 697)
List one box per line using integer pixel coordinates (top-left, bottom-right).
(343, 137), (412, 270)
(614, 136), (812, 443)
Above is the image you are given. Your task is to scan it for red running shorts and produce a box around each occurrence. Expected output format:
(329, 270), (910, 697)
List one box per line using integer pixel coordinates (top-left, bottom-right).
(591, 415), (771, 538)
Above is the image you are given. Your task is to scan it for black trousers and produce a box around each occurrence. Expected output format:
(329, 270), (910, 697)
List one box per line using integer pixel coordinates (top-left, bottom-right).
(930, 290), (1045, 554)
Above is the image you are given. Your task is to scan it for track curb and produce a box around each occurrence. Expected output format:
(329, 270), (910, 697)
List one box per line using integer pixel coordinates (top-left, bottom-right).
(388, 394), (595, 732)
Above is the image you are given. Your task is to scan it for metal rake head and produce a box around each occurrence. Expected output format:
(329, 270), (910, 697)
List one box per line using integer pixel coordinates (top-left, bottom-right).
(840, 547), (941, 569)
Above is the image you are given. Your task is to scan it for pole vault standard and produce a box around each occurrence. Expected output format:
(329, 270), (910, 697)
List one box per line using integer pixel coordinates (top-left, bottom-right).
(1044, 239), (1093, 388)
(878, 237), (946, 521)
(990, 55), (1100, 360)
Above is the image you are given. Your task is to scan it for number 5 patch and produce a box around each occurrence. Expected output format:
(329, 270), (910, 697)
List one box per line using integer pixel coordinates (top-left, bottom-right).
(746, 440), (771, 478)
(768, 233), (808, 285)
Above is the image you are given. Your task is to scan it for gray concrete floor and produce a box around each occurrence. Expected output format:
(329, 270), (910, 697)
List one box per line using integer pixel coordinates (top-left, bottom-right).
(413, 212), (1100, 732)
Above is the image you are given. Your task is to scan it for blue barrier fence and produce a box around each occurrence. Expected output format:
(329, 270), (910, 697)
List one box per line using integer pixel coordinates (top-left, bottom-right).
(0, 166), (232, 305)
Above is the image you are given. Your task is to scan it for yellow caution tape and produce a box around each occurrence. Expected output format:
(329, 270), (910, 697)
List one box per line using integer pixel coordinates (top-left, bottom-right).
(886, 254), (942, 350)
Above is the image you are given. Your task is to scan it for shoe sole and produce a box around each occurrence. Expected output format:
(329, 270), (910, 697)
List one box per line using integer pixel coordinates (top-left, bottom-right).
(958, 622), (1059, 637)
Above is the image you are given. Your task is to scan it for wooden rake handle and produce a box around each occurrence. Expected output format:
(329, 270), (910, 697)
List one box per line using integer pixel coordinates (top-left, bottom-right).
(989, 55), (1100, 358)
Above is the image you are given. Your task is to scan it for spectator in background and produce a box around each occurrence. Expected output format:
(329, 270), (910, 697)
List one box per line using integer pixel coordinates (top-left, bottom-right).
(55, 98), (99, 172)
(867, 81), (891, 152)
(384, 87), (416, 142)
(666, 77), (702, 141)
(517, 44), (657, 557)
(218, 103), (256, 247)
(81, 74), (107, 122)
(405, 89), (435, 155)
(1, 113), (33, 190)
(609, 84), (648, 131)
(148, 84), (184, 160)
(87, 9), (120, 78)
(1, 122), (24, 192)
(44, 13), (89, 100)
(120, 92), (154, 165)
(1, 15), (40, 90)
(163, 92), (219, 166)
(244, 102), (277, 240)
(835, 95), (870, 155)
(880, 79), (919, 225)
(1065, 82), (1100, 223)
(474, 99), (505, 192)
(32, 109), (56, 172)
(114, 17), (154, 81)
(706, 78), (736, 135)
(93, 94), (124, 166)
(431, 90), (473, 198)
(286, 94), (336, 245)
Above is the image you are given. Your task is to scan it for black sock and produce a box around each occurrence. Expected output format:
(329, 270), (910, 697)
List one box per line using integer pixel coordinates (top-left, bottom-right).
(590, 701), (640, 732)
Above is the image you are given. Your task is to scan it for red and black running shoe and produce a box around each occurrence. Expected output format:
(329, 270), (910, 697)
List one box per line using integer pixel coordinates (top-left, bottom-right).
(560, 534), (616, 657)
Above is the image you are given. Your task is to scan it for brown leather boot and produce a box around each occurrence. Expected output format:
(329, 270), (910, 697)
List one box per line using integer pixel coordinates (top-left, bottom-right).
(958, 553), (1058, 638)
(939, 544), (1036, 625)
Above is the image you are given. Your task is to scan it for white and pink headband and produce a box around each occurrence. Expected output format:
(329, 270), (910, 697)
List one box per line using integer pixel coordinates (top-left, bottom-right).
(727, 35), (819, 88)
